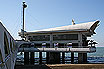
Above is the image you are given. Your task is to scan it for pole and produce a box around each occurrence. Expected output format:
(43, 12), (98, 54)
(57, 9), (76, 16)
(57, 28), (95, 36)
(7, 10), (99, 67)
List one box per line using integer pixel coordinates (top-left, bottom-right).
(23, 2), (24, 38)
(22, 2), (27, 39)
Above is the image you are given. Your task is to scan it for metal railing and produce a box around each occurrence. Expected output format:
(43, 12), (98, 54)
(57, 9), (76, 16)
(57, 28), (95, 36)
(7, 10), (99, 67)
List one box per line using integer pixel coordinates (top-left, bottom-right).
(0, 48), (19, 69)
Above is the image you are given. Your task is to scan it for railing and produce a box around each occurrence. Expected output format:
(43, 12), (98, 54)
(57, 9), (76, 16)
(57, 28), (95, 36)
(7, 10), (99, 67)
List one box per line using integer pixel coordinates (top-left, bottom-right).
(0, 54), (11, 69)
(16, 57), (78, 65)
(70, 47), (96, 53)
(5, 55), (11, 62)
(0, 48), (19, 69)
(18, 47), (96, 53)
(0, 62), (5, 69)
(0, 54), (12, 69)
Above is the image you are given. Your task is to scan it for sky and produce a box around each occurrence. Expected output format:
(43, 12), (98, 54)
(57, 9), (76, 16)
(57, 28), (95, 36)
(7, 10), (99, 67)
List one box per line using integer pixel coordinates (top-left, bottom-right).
(0, 0), (104, 46)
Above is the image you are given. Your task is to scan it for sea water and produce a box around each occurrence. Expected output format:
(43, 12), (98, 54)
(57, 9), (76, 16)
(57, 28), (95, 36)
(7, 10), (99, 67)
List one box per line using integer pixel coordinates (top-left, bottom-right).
(87, 47), (104, 63)
(17, 47), (104, 63)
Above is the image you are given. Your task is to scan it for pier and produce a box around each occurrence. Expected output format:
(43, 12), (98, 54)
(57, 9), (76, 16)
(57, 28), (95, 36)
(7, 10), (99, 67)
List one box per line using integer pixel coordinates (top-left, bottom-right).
(16, 19), (99, 65)
(0, 1), (101, 69)
(17, 2), (99, 65)
(0, 18), (99, 69)
(16, 46), (96, 65)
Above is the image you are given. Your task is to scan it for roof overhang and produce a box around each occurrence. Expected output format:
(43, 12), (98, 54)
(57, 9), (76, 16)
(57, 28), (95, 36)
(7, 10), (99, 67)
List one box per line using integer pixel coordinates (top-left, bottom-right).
(19, 20), (100, 36)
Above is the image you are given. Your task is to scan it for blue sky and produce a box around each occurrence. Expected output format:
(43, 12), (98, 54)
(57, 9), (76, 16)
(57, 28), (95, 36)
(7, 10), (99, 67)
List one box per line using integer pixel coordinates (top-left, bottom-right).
(0, 0), (104, 46)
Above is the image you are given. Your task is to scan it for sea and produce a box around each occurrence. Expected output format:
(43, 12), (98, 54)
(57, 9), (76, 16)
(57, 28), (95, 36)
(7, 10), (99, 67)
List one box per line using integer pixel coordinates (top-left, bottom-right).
(16, 47), (104, 64)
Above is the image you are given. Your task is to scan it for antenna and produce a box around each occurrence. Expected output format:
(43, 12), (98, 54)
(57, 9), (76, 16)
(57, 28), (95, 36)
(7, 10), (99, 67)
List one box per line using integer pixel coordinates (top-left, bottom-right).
(21, 2), (27, 39)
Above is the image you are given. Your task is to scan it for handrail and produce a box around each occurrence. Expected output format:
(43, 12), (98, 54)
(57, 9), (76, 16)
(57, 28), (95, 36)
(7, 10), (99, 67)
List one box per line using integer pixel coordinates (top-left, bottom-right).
(5, 54), (11, 62)
(0, 49), (17, 65)
(0, 61), (5, 68)
(0, 62), (3, 65)
(0, 55), (11, 66)
(0, 50), (18, 69)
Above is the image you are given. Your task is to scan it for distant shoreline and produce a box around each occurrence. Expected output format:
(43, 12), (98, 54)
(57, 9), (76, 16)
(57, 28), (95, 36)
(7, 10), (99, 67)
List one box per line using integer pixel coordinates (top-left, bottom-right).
(96, 46), (104, 47)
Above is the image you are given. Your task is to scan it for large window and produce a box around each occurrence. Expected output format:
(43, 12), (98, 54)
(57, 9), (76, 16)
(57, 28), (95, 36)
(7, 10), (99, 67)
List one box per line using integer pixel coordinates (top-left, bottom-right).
(4, 32), (10, 57)
(28, 34), (78, 41)
(28, 35), (50, 41)
(53, 34), (78, 41)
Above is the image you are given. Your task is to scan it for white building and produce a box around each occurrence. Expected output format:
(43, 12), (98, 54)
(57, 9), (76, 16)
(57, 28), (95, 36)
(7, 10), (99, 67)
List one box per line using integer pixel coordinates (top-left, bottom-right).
(19, 20), (99, 48)
(18, 20), (100, 64)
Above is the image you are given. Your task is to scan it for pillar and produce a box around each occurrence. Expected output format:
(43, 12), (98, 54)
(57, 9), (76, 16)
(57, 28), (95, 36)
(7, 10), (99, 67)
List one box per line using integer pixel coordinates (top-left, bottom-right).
(71, 52), (74, 64)
(30, 52), (34, 65)
(48, 52), (60, 64)
(78, 53), (83, 64)
(50, 33), (53, 48)
(46, 52), (49, 64)
(24, 52), (29, 65)
(39, 52), (42, 64)
(62, 52), (65, 64)
(83, 53), (87, 63)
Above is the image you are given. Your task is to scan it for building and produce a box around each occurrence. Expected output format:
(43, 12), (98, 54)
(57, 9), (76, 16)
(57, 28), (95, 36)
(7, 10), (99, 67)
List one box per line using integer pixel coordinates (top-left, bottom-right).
(19, 20), (99, 64)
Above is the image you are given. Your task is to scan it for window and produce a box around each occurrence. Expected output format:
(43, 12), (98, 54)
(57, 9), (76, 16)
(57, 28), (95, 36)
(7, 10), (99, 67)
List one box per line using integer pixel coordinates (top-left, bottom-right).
(72, 43), (78, 48)
(28, 35), (50, 41)
(53, 34), (78, 41)
(4, 32), (10, 57)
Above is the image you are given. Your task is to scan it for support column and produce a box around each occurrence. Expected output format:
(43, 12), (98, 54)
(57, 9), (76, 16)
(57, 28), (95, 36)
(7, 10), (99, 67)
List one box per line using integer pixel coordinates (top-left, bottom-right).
(24, 52), (29, 65)
(78, 53), (83, 64)
(78, 33), (83, 48)
(39, 52), (42, 64)
(62, 52), (65, 64)
(83, 53), (87, 63)
(30, 52), (34, 65)
(48, 52), (60, 64)
(46, 52), (49, 64)
(50, 33), (53, 48)
(71, 52), (74, 64)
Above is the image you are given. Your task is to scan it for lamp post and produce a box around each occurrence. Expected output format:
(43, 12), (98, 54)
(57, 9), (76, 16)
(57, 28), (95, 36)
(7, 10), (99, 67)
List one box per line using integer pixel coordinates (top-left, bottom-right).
(66, 43), (72, 51)
(93, 42), (98, 47)
(66, 43), (72, 48)
(21, 2), (27, 39)
(90, 40), (93, 47)
(31, 43), (35, 48)
(54, 43), (59, 51)
(42, 42), (46, 51)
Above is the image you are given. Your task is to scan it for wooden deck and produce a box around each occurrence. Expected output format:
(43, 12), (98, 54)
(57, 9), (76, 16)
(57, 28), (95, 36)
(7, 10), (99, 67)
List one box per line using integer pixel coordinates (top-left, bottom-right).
(15, 64), (104, 69)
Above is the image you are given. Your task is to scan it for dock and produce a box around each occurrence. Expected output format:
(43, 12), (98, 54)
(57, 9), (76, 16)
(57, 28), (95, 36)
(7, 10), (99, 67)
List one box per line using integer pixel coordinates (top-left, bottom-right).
(15, 64), (104, 69)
